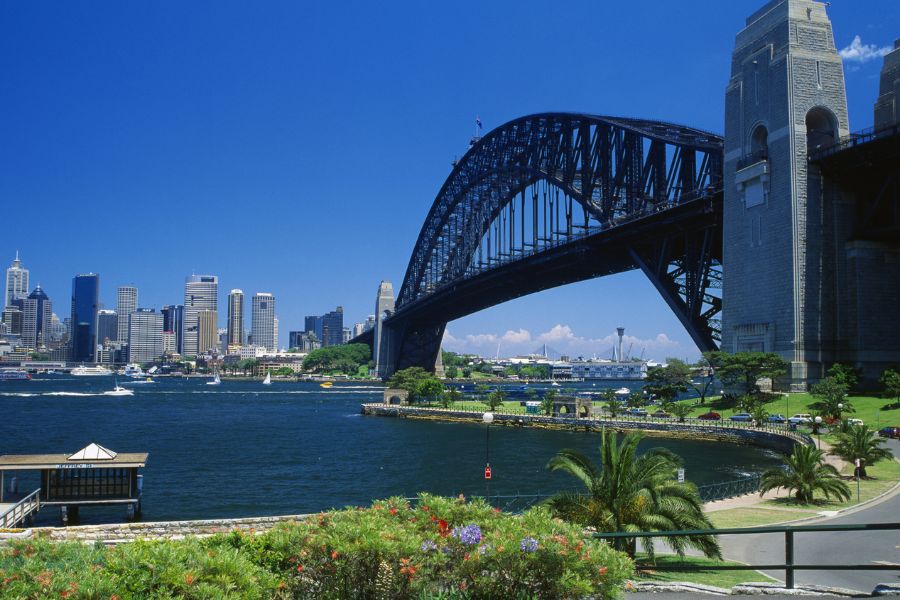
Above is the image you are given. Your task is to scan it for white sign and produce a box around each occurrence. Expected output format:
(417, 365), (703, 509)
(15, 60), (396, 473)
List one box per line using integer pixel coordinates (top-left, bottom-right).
(854, 458), (861, 468)
(56, 464), (93, 469)
(677, 468), (685, 483)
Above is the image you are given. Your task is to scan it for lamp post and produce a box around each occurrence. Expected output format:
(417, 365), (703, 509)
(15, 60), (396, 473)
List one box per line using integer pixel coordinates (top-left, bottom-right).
(814, 416), (823, 449)
(483, 412), (494, 503)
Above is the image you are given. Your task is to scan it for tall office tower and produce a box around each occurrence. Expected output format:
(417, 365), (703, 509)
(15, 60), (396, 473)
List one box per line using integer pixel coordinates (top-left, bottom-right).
(127, 308), (164, 364)
(364, 315), (376, 332)
(49, 313), (65, 342)
(288, 331), (304, 350)
(4, 252), (29, 308)
(273, 316), (278, 351)
(196, 309), (218, 355)
(321, 306), (343, 347)
(116, 286), (138, 344)
(374, 281), (395, 376)
(227, 289), (244, 348)
(161, 305), (184, 354)
(353, 322), (365, 337)
(217, 328), (228, 354)
(342, 327), (351, 344)
(251, 293), (276, 352)
(304, 315), (322, 341)
(21, 285), (52, 349)
(70, 274), (100, 363)
(1, 306), (23, 336)
(722, 0), (849, 388)
(183, 275), (218, 356)
(97, 310), (118, 346)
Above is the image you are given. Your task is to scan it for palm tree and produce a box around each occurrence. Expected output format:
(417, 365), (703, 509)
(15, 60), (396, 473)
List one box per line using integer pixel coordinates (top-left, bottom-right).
(670, 402), (692, 423)
(546, 430), (721, 561)
(759, 444), (851, 504)
(540, 389), (558, 416)
(829, 425), (894, 478)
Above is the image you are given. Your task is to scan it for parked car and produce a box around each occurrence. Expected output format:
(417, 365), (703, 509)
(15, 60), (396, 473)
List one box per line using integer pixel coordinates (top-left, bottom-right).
(767, 414), (787, 423)
(729, 413), (753, 422)
(627, 408), (649, 417)
(651, 410), (670, 418)
(877, 426), (900, 439)
(846, 418), (864, 426)
(788, 413), (813, 425)
(698, 411), (721, 421)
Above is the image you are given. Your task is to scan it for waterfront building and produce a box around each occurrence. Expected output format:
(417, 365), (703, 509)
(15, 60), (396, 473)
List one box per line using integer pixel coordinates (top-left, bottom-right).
(161, 305), (184, 355)
(96, 309), (118, 347)
(196, 309), (218, 356)
(115, 286), (137, 344)
(127, 309), (163, 364)
(162, 331), (176, 355)
(70, 274), (100, 363)
(273, 316), (278, 351)
(4, 252), (29, 308)
(353, 322), (365, 337)
(569, 360), (647, 380)
(321, 306), (343, 347)
(1, 306), (22, 336)
(21, 286), (52, 349)
(251, 293), (276, 352)
(238, 344), (267, 359)
(183, 275), (218, 356)
(227, 289), (244, 348)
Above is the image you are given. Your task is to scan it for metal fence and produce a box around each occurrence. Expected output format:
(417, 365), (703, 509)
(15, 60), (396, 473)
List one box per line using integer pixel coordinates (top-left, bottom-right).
(697, 474), (762, 502)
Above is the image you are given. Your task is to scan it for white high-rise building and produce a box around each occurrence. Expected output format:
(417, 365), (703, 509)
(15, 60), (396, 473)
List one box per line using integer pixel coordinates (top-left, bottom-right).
(273, 316), (279, 352)
(227, 289), (244, 348)
(5, 251), (29, 308)
(183, 275), (218, 356)
(251, 293), (276, 352)
(116, 286), (138, 344)
(127, 309), (163, 364)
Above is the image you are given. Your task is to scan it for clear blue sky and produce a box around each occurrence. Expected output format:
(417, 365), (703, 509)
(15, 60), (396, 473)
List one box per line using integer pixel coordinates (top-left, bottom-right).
(1, 1), (897, 358)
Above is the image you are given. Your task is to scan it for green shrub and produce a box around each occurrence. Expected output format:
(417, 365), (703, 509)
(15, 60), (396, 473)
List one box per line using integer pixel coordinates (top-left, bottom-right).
(0, 495), (633, 599)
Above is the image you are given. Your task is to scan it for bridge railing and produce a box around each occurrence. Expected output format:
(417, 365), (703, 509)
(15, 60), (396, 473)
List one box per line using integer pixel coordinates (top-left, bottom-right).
(810, 121), (900, 161)
(594, 522), (900, 589)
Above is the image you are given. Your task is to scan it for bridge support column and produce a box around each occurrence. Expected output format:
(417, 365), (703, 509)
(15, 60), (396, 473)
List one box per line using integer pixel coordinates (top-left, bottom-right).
(722, 0), (849, 390)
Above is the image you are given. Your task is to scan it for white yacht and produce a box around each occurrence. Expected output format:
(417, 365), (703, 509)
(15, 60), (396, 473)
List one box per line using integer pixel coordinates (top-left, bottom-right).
(104, 381), (134, 396)
(71, 365), (114, 376)
(123, 364), (145, 378)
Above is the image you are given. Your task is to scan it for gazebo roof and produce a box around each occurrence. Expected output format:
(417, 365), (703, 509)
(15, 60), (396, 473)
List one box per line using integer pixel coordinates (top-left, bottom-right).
(68, 443), (118, 461)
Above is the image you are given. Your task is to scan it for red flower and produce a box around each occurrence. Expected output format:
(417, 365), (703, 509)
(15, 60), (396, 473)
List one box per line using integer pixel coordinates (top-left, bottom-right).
(184, 573), (195, 586)
(331, 550), (339, 560)
(389, 507), (398, 515)
(296, 565), (304, 572)
(598, 566), (608, 576)
(438, 519), (450, 537)
(421, 505), (430, 512)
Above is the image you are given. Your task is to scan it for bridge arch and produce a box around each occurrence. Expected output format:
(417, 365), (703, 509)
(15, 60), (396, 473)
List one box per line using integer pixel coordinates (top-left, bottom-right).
(375, 113), (725, 377)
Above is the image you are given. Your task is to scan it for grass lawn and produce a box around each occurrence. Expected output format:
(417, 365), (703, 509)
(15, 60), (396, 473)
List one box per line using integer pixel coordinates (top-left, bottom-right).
(634, 554), (772, 589)
(707, 507), (818, 528)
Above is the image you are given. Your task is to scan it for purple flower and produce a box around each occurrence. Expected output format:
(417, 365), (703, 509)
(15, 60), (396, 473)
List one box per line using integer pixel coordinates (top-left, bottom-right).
(421, 540), (438, 552)
(478, 544), (491, 555)
(451, 524), (483, 545)
(520, 536), (538, 553)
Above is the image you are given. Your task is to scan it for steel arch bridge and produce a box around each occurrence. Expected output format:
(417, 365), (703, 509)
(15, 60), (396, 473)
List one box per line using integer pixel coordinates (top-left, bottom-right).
(361, 113), (725, 377)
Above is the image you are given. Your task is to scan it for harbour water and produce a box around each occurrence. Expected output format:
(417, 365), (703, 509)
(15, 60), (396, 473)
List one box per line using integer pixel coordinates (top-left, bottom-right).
(1, 377), (783, 525)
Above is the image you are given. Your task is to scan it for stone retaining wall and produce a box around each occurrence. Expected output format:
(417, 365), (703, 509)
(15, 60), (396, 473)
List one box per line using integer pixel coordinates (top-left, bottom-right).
(29, 513), (312, 544)
(361, 404), (808, 454)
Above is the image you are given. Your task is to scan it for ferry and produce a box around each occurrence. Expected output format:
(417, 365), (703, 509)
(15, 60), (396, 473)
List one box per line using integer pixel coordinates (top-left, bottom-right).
(0, 369), (31, 381)
(71, 365), (114, 376)
(123, 364), (145, 378)
(319, 381), (333, 388)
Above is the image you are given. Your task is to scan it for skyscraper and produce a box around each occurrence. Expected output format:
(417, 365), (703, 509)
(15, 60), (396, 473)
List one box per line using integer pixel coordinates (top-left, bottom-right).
(251, 293), (276, 352)
(227, 289), (244, 348)
(161, 305), (184, 354)
(70, 274), (100, 363)
(21, 285), (52, 349)
(116, 286), (138, 344)
(4, 252), (29, 308)
(97, 310), (118, 346)
(304, 315), (323, 341)
(197, 309), (218, 355)
(183, 275), (218, 356)
(127, 309), (164, 364)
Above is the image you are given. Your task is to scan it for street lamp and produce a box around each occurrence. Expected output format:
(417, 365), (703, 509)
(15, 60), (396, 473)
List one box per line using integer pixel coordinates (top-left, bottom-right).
(483, 412), (494, 502)
(814, 416), (823, 449)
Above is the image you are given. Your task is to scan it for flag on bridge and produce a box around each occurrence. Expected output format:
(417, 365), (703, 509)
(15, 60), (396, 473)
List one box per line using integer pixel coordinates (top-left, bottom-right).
(476, 116), (483, 130)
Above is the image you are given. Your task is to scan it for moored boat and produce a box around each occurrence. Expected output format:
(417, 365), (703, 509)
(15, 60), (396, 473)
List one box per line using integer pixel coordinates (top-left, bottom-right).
(0, 369), (31, 381)
(71, 365), (114, 376)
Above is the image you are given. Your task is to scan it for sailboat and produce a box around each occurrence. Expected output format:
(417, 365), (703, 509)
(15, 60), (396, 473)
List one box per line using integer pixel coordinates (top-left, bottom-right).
(262, 371), (272, 385)
(207, 372), (221, 386)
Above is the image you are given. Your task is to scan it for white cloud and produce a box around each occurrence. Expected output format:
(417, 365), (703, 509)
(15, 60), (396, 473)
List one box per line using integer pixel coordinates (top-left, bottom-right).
(839, 35), (892, 63)
(443, 324), (690, 361)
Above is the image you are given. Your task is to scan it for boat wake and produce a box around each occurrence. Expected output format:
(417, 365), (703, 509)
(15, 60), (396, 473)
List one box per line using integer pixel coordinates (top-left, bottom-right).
(43, 391), (104, 397)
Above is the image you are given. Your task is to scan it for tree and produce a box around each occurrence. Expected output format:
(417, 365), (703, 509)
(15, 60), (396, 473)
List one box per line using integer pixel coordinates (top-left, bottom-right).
(442, 387), (462, 409)
(302, 344), (371, 375)
(670, 402), (692, 423)
(827, 363), (860, 392)
(707, 351), (789, 396)
(693, 353), (718, 404)
(546, 430), (721, 561)
(484, 389), (506, 411)
(881, 369), (900, 406)
(541, 389), (558, 416)
(387, 367), (444, 403)
(749, 403), (769, 428)
(474, 384), (490, 404)
(809, 377), (852, 419)
(626, 392), (647, 410)
(644, 359), (691, 402)
(830, 425), (894, 478)
(445, 365), (459, 379)
(759, 444), (851, 504)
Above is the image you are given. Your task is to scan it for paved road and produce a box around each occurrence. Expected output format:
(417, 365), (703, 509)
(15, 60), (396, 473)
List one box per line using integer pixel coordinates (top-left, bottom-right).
(718, 437), (900, 595)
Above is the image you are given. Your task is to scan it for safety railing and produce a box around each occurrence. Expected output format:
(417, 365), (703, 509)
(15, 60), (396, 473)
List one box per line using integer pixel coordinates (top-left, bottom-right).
(594, 522), (900, 589)
(0, 489), (40, 529)
(809, 122), (900, 161)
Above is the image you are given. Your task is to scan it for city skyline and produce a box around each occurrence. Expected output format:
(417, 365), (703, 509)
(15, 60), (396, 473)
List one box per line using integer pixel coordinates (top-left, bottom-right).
(2, 1), (897, 360)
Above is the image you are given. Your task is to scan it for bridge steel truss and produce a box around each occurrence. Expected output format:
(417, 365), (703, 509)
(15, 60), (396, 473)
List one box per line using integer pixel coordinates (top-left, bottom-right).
(381, 113), (724, 376)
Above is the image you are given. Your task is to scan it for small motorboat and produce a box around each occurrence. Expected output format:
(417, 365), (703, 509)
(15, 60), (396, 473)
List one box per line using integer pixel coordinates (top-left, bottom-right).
(550, 381), (560, 387)
(319, 381), (333, 388)
(614, 387), (631, 395)
(207, 373), (221, 386)
(262, 371), (272, 385)
(104, 383), (134, 396)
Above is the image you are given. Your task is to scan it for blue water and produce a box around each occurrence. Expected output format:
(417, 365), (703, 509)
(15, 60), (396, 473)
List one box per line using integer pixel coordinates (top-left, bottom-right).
(0, 376), (781, 525)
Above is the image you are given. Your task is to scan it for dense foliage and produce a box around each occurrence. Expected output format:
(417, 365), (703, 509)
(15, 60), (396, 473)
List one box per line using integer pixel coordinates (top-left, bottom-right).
(706, 351), (788, 396)
(302, 344), (372, 375)
(809, 376), (852, 419)
(546, 430), (721, 561)
(0, 495), (633, 599)
(386, 367), (445, 403)
(643, 359), (691, 402)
